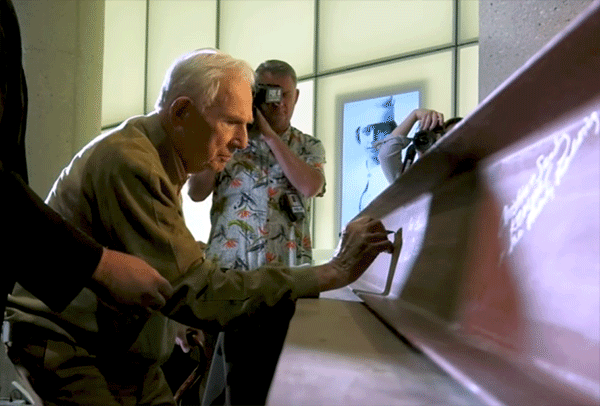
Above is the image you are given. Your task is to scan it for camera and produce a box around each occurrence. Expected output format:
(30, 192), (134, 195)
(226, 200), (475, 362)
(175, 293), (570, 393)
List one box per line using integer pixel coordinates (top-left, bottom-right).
(401, 125), (445, 174)
(401, 117), (461, 174)
(249, 85), (283, 132)
(254, 84), (283, 106)
(412, 125), (445, 153)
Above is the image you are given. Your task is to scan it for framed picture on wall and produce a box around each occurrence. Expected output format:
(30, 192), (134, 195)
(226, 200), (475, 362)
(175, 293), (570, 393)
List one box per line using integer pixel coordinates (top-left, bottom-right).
(339, 88), (421, 231)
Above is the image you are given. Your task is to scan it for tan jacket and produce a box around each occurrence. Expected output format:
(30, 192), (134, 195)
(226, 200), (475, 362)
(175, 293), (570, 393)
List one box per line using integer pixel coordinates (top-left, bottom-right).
(7, 113), (319, 365)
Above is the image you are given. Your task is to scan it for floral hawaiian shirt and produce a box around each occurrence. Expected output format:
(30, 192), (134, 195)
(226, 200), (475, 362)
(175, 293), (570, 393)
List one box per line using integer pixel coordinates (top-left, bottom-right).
(205, 126), (326, 271)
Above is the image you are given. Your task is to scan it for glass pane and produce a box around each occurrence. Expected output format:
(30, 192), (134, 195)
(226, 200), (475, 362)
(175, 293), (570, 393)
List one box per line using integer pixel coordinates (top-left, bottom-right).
(219, 0), (315, 77)
(291, 80), (315, 136)
(340, 90), (420, 230)
(459, 0), (479, 43)
(146, 0), (217, 112)
(102, 0), (147, 126)
(458, 44), (479, 118)
(314, 51), (453, 250)
(318, 0), (453, 73)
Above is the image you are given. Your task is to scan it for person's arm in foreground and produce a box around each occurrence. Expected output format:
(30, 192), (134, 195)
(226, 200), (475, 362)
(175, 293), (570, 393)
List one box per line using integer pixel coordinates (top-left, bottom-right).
(90, 248), (174, 310)
(2, 161), (173, 312)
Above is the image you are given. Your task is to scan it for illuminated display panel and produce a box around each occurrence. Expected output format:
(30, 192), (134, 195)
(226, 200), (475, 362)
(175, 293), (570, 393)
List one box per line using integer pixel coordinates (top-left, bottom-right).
(315, 52), (453, 250)
(340, 90), (419, 230)
(102, 0), (146, 126)
(458, 44), (479, 117)
(291, 80), (315, 136)
(318, 0), (453, 73)
(146, 0), (217, 113)
(219, 0), (314, 77)
(459, 0), (479, 42)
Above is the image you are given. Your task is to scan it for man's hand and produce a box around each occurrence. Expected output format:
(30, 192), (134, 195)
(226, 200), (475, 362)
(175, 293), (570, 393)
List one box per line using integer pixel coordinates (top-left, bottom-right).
(90, 248), (174, 312)
(389, 108), (445, 140)
(414, 108), (444, 131)
(317, 217), (394, 291)
(253, 108), (325, 198)
(254, 108), (279, 143)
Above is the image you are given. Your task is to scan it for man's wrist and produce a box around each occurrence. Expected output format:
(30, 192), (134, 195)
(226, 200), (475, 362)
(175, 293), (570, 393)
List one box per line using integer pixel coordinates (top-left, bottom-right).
(410, 110), (422, 125)
(88, 247), (112, 297)
(313, 262), (343, 292)
(91, 248), (108, 281)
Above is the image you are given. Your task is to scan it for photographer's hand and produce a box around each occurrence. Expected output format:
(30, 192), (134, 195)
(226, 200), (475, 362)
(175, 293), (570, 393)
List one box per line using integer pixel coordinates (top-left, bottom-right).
(391, 108), (445, 139)
(254, 108), (279, 143)
(414, 109), (444, 131)
(254, 109), (324, 198)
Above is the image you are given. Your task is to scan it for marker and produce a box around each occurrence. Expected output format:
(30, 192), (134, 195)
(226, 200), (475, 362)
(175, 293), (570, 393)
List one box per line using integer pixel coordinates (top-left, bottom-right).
(339, 229), (396, 237)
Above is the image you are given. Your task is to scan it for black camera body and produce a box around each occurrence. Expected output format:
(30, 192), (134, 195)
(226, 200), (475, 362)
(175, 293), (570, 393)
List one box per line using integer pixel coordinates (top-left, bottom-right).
(254, 84), (283, 106)
(402, 125), (445, 174)
(248, 85), (283, 133)
(412, 125), (445, 153)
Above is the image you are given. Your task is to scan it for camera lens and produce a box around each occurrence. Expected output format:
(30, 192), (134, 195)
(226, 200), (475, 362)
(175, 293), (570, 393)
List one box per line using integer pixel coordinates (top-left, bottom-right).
(413, 131), (432, 146)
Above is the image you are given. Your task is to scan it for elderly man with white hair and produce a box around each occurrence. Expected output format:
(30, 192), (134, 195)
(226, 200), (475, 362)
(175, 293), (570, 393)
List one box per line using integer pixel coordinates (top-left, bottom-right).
(6, 48), (393, 406)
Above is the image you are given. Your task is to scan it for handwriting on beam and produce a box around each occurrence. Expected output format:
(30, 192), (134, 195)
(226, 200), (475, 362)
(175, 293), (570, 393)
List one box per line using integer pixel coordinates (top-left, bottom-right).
(502, 110), (599, 254)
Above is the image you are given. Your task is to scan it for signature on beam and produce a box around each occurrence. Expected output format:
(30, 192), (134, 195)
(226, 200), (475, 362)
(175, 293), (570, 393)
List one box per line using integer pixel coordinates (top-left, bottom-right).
(502, 110), (599, 254)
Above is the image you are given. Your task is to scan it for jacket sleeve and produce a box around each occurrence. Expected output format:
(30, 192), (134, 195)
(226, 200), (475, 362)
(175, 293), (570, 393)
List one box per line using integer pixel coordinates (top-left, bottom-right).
(90, 145), (320, 330)
(1, 161), (103, 311)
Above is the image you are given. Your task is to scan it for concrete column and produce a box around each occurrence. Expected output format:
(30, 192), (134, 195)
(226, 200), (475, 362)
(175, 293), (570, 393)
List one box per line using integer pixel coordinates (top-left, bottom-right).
(13, 0), (104, 197)
(478, 0), (593, 102)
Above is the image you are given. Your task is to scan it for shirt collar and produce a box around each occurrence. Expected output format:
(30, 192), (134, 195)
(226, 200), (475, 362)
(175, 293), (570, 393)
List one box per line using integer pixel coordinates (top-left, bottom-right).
(141, 112), (189, 192)
(252, 126), (293, 145)
(279, 126), (292, 141)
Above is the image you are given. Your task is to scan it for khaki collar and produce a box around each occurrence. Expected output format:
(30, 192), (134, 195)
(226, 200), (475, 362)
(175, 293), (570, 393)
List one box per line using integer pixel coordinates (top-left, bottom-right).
(141, 112), (188, 192)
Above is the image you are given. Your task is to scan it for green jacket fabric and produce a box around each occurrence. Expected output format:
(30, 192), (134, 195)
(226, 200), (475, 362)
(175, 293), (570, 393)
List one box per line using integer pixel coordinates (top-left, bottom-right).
(6, 113), (320, 365)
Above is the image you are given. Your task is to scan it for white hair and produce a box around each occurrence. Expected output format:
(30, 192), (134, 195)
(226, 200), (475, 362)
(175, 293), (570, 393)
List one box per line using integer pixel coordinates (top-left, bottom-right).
(155, 48), (255, 112)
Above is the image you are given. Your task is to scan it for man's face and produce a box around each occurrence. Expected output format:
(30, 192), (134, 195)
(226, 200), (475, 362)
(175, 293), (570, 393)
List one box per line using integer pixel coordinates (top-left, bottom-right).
(257, 72), (298, 135)
(176, 71), (253, 173)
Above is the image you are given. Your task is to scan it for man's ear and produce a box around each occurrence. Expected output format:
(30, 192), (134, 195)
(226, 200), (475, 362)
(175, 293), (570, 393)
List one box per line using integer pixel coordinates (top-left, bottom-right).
(293, 88), (300, 105)
(170, 97), (193, 127)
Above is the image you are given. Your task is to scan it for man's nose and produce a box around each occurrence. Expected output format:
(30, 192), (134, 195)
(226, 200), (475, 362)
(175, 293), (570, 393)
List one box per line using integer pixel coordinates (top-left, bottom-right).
(231, 127), (248, 151)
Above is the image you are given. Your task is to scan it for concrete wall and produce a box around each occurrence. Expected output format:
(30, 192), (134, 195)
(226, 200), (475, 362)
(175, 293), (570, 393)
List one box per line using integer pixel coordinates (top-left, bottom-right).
(13, 0), (104, 197)
(478, 0), (593, 102)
